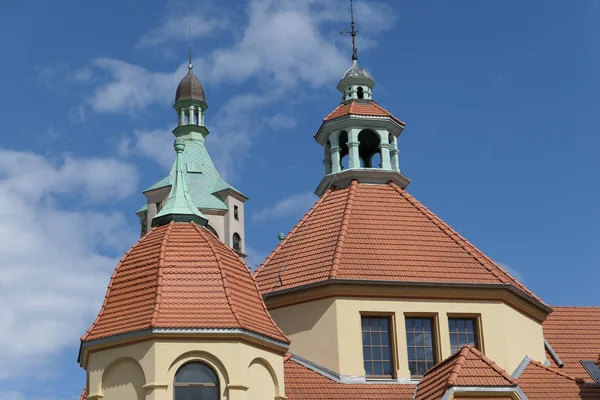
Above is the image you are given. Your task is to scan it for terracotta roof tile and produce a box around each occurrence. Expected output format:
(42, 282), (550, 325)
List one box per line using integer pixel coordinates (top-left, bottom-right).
(80, 388), (86, 400)
(543, 306), (600, 381)
(82, 222), (288, 344)
(255, 182), (541, 306)
(284, 356), (415, 399)
(322, 100), (405, 126)
(415, 346), (516, 400)
(517, 360), (600, 399)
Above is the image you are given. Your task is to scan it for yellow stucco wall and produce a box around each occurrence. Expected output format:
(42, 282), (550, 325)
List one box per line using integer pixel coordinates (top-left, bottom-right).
(269, 297), (340, 374)
(85, 338), (285, 400)
(270, 297), (545, 379)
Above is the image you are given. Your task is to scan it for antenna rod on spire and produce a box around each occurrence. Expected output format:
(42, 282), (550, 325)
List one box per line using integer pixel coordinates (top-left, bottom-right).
(188, 26), (193, 70)
(340, 0), (358, 61)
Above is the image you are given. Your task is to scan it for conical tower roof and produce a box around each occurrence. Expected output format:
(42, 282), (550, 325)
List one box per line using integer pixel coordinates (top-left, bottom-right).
(82, 221), (288, 344)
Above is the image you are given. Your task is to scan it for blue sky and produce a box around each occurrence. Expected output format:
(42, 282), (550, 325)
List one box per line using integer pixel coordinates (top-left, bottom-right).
(0, 0), (599, 398)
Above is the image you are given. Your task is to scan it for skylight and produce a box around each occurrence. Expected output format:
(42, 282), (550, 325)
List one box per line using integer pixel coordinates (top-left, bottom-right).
(581, 360), (600, 382)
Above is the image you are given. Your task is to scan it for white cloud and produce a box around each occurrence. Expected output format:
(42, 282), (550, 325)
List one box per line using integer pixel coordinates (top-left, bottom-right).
(265, 114), (297, 130)
(0, 149), (139, 202)
(0, 147), (139, 381)
(88, 58), (184, 113)
(253, 191), (316, 221)
(119, 128), (174, 169)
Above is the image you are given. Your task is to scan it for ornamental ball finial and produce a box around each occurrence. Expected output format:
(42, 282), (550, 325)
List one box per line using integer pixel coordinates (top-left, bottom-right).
(278, 232), (285, 241)
(174, 137), (185, 153)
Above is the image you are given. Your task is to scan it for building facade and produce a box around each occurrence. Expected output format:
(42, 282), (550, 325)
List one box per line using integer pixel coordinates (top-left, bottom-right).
(78, 37), (600, 400)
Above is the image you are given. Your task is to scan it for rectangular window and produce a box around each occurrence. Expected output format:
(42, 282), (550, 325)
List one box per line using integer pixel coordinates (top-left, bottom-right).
(405, 317), (436, 377)
(234, 205), (239, 220)
(448, 318), (479, 354)
(156, 202), (162, 212)
(361, 316), (394, 378)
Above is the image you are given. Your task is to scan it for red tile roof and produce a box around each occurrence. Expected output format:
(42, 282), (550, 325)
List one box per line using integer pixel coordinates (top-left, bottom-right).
(543, 306), (600, 381)
(80, 388), (86, 400)
(517, 360), (600, 399)
(284, 355), (416, 399)
(255, 181), (541, 306)
(82, 222), (288, 344)
(323, 101), (405, 125)
(415, 346), (516, 400)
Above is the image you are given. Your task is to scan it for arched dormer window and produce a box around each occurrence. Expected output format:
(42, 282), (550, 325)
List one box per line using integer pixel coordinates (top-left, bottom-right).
(174, 362), (219, 400)
(357, 86), (364, 99)
(233, 233), (241, 252)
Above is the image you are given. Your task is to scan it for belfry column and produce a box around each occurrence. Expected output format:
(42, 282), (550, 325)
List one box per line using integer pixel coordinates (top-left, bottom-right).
(348, 128), (361, 169)
(378, 130), (391, 170)
(390, 135), (400, 171)
(330, 133), (341, 173)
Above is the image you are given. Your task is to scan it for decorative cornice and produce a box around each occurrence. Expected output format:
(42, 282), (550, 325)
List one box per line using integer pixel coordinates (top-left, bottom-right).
(263, 280), (551, 323)
(315, 169), (410, 197)
(315, 114), (405, 145)
(79, 327), (289, 368)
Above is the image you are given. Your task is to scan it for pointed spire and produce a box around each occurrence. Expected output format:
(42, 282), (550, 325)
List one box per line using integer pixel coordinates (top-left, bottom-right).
(188, 26), (193, 71)
(341, 0), (358, 61)
(152, 138), (208, 227)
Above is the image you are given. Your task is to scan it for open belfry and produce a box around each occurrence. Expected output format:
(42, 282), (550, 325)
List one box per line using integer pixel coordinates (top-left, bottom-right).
(78, 7), (600, 400)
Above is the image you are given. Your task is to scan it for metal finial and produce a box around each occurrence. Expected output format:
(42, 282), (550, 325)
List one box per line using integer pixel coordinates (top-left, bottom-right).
(188, 26), (193, 71)
(340, 0), (358, 61)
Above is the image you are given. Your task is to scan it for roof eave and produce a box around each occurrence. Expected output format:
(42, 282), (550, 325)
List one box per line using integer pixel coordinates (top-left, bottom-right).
(262, 279), (552, 318)
(314, 114), (405, 145)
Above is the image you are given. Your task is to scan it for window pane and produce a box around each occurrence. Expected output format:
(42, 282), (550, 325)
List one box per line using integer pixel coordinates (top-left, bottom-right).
(361, 316), (394, 377)
(175, 362), (218, 384)
(362, 318), (369, 331)
(448, 318), (478, 354)
(405, 317), (436, 377)
(175, 386), (218, 400)
(364, 361), (373, 375)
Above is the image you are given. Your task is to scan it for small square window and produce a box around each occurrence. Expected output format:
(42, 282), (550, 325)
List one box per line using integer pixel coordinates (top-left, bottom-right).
(361, 316), (394, 378)
(405, 317), (437, 377)
(448, 317), (479, 354)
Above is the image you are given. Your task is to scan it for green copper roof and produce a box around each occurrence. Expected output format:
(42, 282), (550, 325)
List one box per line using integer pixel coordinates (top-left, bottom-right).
(142, 136), (245, 211)
(152, 138), (208, 227)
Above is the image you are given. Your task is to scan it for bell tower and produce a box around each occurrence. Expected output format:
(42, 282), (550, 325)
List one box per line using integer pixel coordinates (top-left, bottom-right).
(313, 4), (410, 196)
(136, 33), (248, 257)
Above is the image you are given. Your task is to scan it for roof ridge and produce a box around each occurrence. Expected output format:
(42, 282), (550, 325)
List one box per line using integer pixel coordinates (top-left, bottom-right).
(469, 346), (517, 384)
(526, 359), (585, 383)
(387, 182), (541, 304)
(193, 223), (243, 328)
(551, 305), (600, 310)
(150, 222), (174, 326)
(81, 226), (159, 342)
(446, 346), (469, 386)
(329, 180), (357, 279)
(254, 188), (334, 279)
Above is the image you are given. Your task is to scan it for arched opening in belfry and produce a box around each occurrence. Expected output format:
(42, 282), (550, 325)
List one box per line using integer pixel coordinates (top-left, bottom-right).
(371, 152), (382, 168)
(357, 86), (364, 99)
(339, 130), (349, 170)
(358, 129), (381, 168)
(233, 233), (242, 252)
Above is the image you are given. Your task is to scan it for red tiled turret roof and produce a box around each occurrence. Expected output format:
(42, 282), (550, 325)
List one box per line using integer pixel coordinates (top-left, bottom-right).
(543, 306), (600, 381)
(255, 181), (542, 308)
(415, 346), (517, 400)
(322, 100), (405, 126)
(82, 222), (288, 344)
